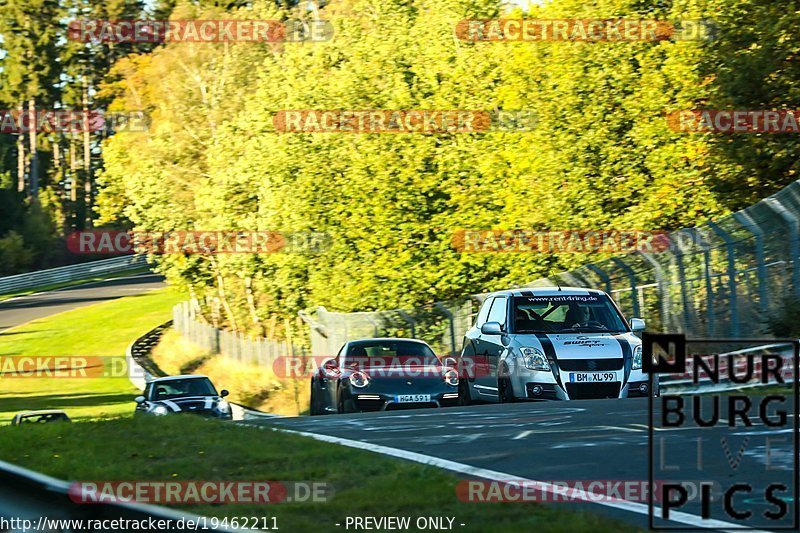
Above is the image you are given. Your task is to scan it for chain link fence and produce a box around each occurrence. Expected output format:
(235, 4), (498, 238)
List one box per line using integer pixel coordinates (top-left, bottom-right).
(173, 301), (307, 367)
(302, 180), (800, 355)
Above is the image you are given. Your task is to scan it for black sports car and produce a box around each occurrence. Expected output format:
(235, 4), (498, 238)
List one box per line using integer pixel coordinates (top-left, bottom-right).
(309, 338), (459, 415)
(134, 375), (232, 420)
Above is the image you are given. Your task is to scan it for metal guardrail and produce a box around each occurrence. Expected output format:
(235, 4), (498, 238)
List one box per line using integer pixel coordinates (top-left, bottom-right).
(126, 320), (279, 421)
(0, 255), (148, 295)
(0, 458), (242, 531)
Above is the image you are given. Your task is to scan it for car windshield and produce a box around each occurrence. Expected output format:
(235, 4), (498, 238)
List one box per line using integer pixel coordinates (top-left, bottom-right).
(343, 341), (441, 367)
(512, 295), (628, 334)
(19, 413), (69, 424)
(152, 378), (217, 400)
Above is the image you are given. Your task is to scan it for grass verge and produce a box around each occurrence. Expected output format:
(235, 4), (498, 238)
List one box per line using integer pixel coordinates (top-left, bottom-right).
(0, 416), (637, 532)
(0, 287), (184, 422)
(152, 330), (309, 416)
(0, 267), (151, 302)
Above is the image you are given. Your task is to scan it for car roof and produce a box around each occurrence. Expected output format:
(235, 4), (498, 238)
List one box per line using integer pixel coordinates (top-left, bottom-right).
(486, 287), (607, 297)
(347, 338), (430, 345)
(149, 374), (210, 382)
(14, 410), (68, 416)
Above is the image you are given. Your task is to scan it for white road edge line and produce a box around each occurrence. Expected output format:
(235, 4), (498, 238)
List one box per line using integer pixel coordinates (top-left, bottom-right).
(275, 427), (772, 533)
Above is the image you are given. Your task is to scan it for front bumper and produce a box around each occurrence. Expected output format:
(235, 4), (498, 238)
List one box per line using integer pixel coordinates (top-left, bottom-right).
(344, 390), (460, 412)
(513, 365), (657, 400)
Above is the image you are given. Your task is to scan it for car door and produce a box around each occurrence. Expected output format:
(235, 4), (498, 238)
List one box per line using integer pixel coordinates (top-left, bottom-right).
(461, 297), (493, 385)
(319, 344), (345, 410)
(478, 296), (508, 395)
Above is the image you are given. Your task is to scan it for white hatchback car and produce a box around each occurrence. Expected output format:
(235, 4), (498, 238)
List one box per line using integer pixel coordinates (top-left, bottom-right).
(458, 287), (657, 402)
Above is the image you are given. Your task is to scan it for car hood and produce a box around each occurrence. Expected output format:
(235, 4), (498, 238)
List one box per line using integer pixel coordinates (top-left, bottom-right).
(510, 332), (639, 360)
(152, 396), (223, 412)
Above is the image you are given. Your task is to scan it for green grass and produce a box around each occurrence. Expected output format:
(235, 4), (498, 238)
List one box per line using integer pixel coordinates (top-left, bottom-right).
(0, 287), (184, 422)
(0, 417), (636, 532)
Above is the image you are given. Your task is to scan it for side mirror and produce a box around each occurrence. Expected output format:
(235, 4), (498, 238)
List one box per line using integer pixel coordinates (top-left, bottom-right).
(481, 322), (503, 335)
(134, 396), (145, 404)
(442, 357), (457, 369)
(321, 358), (340, 377)
(630, 318), (646, 332)
(220, 390), (229, 398)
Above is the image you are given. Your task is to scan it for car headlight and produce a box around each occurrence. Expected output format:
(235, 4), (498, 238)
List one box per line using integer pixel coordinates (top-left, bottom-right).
(443, 369), (459, 387)
(152, 405), (169, 416)
(520, 347), (550, 371)
(632, 345), (643, 370)
(349, 371), (370, 388)
(217, 399), (231, 413)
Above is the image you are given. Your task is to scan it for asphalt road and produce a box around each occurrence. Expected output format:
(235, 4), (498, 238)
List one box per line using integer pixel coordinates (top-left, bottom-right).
(0, 272), (165, 332)
(247, 397), (797, 531)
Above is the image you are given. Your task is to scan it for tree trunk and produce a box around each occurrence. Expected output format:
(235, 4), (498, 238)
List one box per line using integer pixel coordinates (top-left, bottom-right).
(27, 98), (38, 200)
(69, 135), (77, 203)
(53, 134), (62, 197)
(82, 79), (92, 228)
(16, 103), (25, 194)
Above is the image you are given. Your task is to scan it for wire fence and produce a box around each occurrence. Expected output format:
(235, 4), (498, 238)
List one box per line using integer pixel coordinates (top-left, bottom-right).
(172, 301), (307, 367)
(171, 180), (800, 360)
(301, 180), (800, 356)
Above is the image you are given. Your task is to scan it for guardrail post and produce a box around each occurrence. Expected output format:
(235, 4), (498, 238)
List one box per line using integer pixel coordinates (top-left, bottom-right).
(708, 221), (739, 338)
(765, 196), (800, 297)
(435, 302), (457, 357)
(671, 229), (696, 335)
(586, 264), (613, 294)
(733, 210), (769, 315)
(611, 258), (641, 318)
(638, 251), (671, 332)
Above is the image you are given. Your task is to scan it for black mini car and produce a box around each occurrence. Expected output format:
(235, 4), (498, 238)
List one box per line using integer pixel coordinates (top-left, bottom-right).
(134, 375), (232, 420)
(309, 338), (459, 415)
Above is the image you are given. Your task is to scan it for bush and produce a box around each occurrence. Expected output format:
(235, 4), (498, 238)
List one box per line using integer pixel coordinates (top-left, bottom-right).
(0, 231), (34, 276)
(765, 296), (800, 338)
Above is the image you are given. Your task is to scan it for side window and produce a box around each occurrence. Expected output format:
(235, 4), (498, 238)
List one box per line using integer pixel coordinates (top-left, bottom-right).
(475, 298), (493, 327)
(487, 297), (508, 328)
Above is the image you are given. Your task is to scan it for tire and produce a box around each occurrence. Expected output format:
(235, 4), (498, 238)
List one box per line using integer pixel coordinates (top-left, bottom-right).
(309, 381), (320, 416)
(458, 377), (474, 406)
(337, 392), (346, 414)
(498, 365), (517, 403)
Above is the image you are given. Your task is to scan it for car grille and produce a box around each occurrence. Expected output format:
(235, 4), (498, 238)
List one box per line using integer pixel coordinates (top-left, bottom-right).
(565, 382), (620, 399)
(354, 398), (384, 412)
(558, 358), (623, 371)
